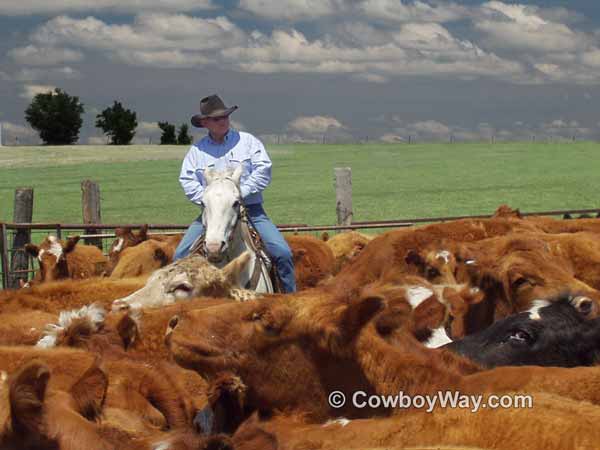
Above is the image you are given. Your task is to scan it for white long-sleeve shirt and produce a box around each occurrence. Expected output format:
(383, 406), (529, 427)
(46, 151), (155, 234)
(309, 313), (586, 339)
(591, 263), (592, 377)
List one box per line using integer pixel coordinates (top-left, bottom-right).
(179, 129), (272, 206)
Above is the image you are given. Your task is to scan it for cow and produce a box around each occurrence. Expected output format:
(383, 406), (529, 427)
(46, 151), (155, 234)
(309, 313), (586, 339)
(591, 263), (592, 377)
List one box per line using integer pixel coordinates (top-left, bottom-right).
(24, 235), (107, 285)
(168, 292), (600, 450)
(167, 285), (600, 421)
(0, 309), (59, 345)
(105, 225), (149, 275)
(321, 231), (372, 274)
(0, 277), (145, 315)
(0, 359), (237, 450)
(327, 217), (541, 292)
(447, 234), (600, 333)
(109, 234), (183, 279)
(0, 360), (110, 450)
(404, 246), (461, 285)
(111, 252), (256, 311)
(445, 294), (600, 368)
(285, 234), (335, 290)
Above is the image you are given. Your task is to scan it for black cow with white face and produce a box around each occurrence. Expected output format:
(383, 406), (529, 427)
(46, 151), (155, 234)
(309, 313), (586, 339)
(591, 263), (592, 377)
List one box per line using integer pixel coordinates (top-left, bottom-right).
(444, 294), (600, 368)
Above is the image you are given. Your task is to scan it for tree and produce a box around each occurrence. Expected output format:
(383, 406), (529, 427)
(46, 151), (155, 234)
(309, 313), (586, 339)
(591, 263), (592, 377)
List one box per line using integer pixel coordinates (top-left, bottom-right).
(177, 123), (193, 145)
(25, 88), (84, 145)
(158, 121), (176, 145)
(95, 101), (137, 145)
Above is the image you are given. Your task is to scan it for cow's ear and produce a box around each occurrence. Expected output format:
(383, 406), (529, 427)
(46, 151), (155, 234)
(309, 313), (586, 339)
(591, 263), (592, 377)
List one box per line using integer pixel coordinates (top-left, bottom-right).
(9, 361), (50, 434)
(115, 227), (129, 237)
(405, 250), (424, 268)
(339, 294), (385, 342)
(154, 248), (169, 266)
(138, 224), (149, 241)
(116, 312), (140, 350)
(203, 435), (235, 450)
(25, 243), (40, 257)
(64, 235), (80, 254)
(292, 248), (306, 263)
(222, 251), (252, 287)
(70, 364), (108, 421)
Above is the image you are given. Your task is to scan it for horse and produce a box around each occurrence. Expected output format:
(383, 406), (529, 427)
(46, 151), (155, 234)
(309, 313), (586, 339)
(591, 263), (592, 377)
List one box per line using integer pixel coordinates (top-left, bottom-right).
(190, 166), (276, 293)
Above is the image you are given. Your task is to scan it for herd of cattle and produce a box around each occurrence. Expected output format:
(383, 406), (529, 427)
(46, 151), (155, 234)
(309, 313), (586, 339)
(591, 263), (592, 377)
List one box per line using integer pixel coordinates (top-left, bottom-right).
(3, 205), (600, 449)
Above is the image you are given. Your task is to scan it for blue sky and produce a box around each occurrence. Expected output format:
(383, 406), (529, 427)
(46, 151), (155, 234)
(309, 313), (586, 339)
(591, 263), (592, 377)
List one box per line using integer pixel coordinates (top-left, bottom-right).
(1, 0), (600, 144)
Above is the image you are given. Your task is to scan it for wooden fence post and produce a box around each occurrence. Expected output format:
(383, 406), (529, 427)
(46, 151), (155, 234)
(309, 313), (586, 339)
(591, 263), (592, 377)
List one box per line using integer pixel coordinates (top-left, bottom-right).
(335, 167), (353, 227)
(1, 223), (9, 290)
(9, 188), (33, 289)
(81, 180), (103, 249)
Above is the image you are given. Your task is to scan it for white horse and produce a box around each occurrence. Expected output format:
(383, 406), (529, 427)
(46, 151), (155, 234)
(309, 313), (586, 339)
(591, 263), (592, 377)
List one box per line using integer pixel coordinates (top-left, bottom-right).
(191, 166), (275, 293)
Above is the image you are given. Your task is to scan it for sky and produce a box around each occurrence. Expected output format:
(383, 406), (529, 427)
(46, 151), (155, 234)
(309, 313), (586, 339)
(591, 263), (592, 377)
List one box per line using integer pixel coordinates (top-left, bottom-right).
(2, 0), (600, 145)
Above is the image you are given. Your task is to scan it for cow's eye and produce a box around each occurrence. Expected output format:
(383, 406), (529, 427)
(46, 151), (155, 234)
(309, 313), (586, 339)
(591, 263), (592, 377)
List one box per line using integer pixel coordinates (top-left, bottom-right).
(426, 267), (440, 279)
(232, 200), (240, 209)
(508, 330), (532, 344)
(512, 277), (532, 289)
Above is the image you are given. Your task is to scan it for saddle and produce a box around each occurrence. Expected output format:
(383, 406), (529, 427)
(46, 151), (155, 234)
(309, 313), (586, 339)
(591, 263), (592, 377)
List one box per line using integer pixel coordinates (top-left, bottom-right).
(189, 210), (283, 293)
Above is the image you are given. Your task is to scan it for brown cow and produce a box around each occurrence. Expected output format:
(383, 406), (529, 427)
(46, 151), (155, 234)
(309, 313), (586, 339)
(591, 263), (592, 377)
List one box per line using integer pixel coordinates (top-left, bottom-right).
(286, 234), (335, 290)
(167, 286), (600, 423)
(0, 277), (146, 315)
(328, 217), (541, 292)
(170, 292), (600, 449)
(0, 359), (111, 450)
(450, 234), (600, 332)
(24, 235), (107, 285)
(105, 225), (149, 275)
(110, 234), (183, 279)
(322, 231), (373, 274)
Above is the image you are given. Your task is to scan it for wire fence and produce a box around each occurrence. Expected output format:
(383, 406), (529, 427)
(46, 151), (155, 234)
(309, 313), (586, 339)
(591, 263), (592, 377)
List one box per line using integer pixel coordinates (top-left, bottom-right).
(2, 207), (600, 291)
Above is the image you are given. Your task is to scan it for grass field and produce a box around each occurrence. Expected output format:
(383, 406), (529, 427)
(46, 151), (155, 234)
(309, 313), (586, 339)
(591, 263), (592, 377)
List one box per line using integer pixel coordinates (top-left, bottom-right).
(1, 141), (599, 227)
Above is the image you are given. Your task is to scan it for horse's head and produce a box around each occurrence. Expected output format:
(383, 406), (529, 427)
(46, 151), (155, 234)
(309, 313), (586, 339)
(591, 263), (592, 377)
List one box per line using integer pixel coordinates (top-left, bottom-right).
(202, 165), (244, 263)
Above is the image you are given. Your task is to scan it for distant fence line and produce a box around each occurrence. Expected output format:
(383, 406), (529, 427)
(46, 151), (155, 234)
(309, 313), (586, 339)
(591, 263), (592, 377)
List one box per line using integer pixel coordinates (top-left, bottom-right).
(1, 172), (599, 290)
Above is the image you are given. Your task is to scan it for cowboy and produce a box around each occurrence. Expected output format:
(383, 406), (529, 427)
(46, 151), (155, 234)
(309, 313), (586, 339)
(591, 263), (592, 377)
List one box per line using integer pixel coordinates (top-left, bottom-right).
(174, 94), (296, 293)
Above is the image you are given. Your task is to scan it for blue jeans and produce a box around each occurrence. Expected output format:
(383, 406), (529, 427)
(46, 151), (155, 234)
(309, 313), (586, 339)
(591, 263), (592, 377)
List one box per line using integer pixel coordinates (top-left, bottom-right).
(174, 203), (296, 293)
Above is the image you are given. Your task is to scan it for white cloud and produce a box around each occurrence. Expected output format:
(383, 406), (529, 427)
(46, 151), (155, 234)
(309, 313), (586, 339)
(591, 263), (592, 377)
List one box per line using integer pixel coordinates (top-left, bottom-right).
(87, 136), (108, 145)
(20, 84), (56, 100)
(0, 122), (39, 145)
(137, 121), (160, 133)
(223, 27), (524, 82)
(14, 66), (81, 82)
(33, 14), (245, 52)
(475, 2), (589, 53)
(8, 45), (84, 66)
(360, 0), (467, 23)
(0, 0), (215, 16)
(288, 115), (345, 135)
(238, 0), (338, 20)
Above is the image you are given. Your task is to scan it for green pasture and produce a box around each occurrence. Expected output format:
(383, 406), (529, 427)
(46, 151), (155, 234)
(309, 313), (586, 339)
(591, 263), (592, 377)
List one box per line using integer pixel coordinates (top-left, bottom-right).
(1, 141), (599, 227)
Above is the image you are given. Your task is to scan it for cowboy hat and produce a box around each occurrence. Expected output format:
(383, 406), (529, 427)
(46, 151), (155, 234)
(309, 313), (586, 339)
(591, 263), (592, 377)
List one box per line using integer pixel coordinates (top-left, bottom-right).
(190, 94), (238, 128)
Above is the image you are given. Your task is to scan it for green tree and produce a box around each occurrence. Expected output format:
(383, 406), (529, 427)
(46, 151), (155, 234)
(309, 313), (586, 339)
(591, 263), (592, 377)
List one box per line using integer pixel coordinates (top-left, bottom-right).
(158, 121), (176, 145)
(95, 101), (137, 145)
(177, 123), (193, 145)
(25, 88), (84, 145)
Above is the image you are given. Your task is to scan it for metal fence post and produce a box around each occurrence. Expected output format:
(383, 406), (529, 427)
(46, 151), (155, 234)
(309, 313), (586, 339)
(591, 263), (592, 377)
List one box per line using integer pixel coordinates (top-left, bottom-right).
(334, 167), (353, 227)
(9, 188), (33, 289)
(81, 180), (103, 249)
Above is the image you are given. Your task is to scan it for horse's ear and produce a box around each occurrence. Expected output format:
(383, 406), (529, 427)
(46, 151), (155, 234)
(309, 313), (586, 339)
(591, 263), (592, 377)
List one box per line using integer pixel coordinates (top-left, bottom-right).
(231, 165), (243, 185)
